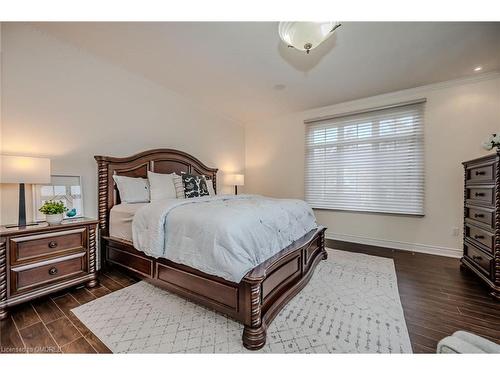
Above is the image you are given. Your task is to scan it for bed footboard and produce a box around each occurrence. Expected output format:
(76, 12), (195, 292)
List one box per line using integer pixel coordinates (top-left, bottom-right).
(241, 226), (326, 350)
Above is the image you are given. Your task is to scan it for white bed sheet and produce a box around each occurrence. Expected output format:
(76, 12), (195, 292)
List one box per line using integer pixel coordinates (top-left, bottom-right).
(109, 203), (148, 241)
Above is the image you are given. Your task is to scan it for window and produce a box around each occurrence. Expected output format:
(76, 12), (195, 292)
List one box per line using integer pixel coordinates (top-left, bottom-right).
(305, 101), (425, 215)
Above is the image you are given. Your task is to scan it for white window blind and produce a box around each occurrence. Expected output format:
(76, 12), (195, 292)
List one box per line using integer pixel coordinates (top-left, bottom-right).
(305, 101), (425, 215)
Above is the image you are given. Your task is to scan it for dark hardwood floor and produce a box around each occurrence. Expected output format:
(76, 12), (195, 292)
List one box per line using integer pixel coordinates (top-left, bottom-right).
(0, 268), (138, 354)
(1, 247), (499, 354)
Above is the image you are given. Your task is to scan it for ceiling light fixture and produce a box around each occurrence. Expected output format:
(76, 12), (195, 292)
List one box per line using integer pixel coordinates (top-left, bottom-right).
(278, 22), (341, 54)
(474, 66), (483, 72)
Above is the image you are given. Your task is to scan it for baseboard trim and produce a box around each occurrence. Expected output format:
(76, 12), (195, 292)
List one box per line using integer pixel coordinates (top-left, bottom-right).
(326, 232), (462, 258)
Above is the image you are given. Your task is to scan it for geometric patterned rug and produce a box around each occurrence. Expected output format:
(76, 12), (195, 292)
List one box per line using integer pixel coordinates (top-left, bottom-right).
(71, 249), (412, 353)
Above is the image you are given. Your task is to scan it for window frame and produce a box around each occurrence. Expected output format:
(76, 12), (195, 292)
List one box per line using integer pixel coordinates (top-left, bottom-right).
(304, 100), (425, 216)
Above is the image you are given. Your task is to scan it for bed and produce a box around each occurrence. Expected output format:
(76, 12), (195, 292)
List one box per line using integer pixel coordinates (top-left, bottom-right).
(95, 149), (326, 350)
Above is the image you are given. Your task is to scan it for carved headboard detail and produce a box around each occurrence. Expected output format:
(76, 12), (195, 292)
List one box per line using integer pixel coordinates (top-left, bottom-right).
(94, 149), (218, 235)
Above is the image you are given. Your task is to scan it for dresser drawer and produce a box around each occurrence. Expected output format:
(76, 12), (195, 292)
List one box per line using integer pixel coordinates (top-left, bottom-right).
(465, 187), (495, 206)
(464, 241), (492, 277)
(466, 163), (495, 184)
(465, 205), (495, 228)
(10, 252), (88, 295)
(10, 228), (87, 264)
(464, 224), (494, 252)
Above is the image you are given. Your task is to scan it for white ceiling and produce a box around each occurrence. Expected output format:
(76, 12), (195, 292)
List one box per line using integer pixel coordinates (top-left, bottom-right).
(32, 22), (500, 123)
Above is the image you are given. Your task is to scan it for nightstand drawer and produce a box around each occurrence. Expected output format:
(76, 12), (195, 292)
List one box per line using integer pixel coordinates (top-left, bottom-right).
(10, 228), (87, 264)
(10, 252), (88, 295)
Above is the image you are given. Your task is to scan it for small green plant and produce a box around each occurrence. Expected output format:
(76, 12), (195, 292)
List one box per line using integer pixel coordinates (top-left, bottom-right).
(39, 200), (67, 215)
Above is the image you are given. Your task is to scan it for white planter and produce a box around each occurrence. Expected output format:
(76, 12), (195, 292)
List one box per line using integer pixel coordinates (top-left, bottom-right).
(46, 213), (64, 226)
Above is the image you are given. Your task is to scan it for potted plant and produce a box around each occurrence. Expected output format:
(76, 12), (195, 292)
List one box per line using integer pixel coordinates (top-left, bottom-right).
(39, 200), (67, 226)
(482, 133), (500, 151)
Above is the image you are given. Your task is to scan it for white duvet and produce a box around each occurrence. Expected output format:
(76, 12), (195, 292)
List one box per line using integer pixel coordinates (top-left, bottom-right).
(132, 194), (317, 282)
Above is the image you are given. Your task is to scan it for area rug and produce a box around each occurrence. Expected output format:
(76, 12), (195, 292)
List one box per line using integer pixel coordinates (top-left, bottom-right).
(71, 249), (412, 353)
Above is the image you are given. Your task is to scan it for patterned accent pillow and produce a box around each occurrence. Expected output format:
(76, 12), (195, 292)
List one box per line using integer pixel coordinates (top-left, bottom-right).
(172, 174), (185, 199)
(182, 173), (209, 198)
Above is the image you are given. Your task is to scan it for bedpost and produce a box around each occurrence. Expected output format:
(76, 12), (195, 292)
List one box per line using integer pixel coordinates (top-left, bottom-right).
(96, 158), (109, 235)
(242, 280), (267, 350)
(320, 227), (327, 260)
(95, 157), (110, 271)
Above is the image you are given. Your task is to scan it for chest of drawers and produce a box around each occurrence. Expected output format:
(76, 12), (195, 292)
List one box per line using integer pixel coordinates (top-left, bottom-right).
(0, 218), (98, 319)
(462, 153), (500, 300)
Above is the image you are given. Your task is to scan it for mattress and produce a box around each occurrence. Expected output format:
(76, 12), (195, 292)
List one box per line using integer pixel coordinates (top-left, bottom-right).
(109, 203), (148, 242)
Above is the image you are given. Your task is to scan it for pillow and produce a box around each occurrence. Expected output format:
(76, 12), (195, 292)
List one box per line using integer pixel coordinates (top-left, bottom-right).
(182, 173), (209, 198)
(206, 178), (216, 196)
(147, 171), (177, 201)
(112, 175), (150, 203)
(172, 174), (185, 199)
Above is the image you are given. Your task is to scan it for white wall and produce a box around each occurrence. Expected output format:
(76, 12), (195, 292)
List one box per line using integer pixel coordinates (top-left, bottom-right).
(246, 73), (500, 257)
(0, 23), (245, 225)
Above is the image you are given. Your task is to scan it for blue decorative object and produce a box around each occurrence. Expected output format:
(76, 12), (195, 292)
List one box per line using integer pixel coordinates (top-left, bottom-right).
(66, 208), (77, 218)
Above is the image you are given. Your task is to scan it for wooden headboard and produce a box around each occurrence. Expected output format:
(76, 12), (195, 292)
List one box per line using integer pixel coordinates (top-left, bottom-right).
(94, 149), (218, 235)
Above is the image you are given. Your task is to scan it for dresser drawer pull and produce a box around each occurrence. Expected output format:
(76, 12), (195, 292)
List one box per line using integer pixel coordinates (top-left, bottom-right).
(48, 241), (58, 249)
(475, 171), (486, 176)
(48, 267), (58, 276)
(472, 255), (483, 261)
(474, 213), (485, 218)
(474, 192), (486, 197)
(474, 235), (485, 240)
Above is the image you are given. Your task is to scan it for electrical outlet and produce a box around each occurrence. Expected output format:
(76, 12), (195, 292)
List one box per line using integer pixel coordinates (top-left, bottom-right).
(452, 227), (460, 237)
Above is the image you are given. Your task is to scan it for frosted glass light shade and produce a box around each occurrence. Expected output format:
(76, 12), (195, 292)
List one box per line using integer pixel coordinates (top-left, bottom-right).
(278, 22), (340, 53)
(225, 174), (245, 186)
(0, 155), (51, 183)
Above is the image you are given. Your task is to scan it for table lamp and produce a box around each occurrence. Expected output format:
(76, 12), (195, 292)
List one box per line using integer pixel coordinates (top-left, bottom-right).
(225, 174), (244, 195)
(1, 155), (51, 227)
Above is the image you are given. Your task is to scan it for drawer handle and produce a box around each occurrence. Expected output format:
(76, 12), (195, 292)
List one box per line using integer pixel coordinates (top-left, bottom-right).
(475, 171), (486, 176)
(472, 255), (483, 261)
(474, 213), (485, 218)
(474, 235), (485, 240)
(474, 192), (485, 197)
(48, 241), (58, 249)
(48, 267), (58, 276)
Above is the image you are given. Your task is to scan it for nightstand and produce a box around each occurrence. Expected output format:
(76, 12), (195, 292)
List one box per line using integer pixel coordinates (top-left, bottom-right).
(0, 218), (99, 319)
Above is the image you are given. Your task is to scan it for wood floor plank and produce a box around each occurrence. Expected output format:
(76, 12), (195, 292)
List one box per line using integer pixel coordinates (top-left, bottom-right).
(19, 322), (59, 353)
(102, 269), (136, 287)
(0, 317), (25, 353)
(52, 293), (80, 315)
(11, 304), (41, 330)
(84, 332), (112, 354)
(46, 317), (82, 347)
(61, 337), (96, 353)
(98, 274), (123, 291)
(402, 307), (500, 344)
(87, 284), (112, 298)
(70, 287), (96, 305)
(67, 311), (92, 337)
(32, 298), (64, 324)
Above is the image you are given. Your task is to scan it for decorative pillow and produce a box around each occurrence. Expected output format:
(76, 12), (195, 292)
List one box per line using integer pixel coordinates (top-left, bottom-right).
(147, 171), (177, 201)
(172, 174), (185, 199)
(182, 173), (209, 198)
(206, 178), (216, 196)
(112, 175), (150, 203)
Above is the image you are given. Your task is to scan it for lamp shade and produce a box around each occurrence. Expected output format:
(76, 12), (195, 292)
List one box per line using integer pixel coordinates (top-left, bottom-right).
(0, 155), (51, 184)
(278, 22), (340, 53)
(225, 174), (245, 186)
